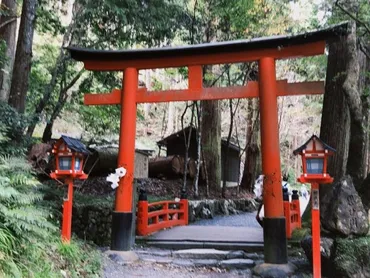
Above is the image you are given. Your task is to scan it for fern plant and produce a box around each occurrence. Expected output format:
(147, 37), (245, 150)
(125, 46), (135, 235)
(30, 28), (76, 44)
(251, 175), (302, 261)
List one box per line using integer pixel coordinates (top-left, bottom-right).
(0, 156), (57, 239)
(0, 156), (57, 276)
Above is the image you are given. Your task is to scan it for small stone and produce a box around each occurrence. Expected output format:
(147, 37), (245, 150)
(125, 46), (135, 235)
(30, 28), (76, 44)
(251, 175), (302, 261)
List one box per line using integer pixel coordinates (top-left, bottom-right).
(141, 257), (157, 263)
(60, 270), (67, 278)
(227, 250), (245, 259)
(155, 257), (173, 264)
(193, 259), (219, 268)
(244, 253), (264, 260)
(220, 259), (255, 269)
(106, 250), (139, 264)
(172, 259), (195, 267)
(253, 262), (296, 278)
(173, 249), (229, 260)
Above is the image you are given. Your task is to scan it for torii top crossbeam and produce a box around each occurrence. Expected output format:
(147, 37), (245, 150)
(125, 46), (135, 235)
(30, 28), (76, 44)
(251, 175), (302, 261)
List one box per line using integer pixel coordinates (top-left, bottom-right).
(68, 23), (347, 70)
(67, 23), (348, 263)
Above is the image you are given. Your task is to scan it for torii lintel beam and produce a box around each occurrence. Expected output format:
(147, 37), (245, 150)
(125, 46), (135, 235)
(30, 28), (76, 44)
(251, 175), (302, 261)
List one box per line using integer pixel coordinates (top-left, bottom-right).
(68, 23), (348, 71)
(84, 80), (325, 106)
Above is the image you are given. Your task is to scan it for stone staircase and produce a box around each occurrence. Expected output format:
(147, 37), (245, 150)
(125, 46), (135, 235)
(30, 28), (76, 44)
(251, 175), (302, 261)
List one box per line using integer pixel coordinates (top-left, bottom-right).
(134, 248), (263, 269)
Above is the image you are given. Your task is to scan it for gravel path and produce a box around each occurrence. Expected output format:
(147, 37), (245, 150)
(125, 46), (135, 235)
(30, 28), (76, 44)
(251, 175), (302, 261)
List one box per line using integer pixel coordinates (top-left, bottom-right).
(103, 256), (254, 278)
(190, 211), (261, 228)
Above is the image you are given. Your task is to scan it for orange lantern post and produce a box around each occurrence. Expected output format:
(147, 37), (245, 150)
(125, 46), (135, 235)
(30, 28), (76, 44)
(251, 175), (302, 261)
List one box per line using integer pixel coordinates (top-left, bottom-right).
(293, 135), (335, 278)
(50, 136), (90, 243)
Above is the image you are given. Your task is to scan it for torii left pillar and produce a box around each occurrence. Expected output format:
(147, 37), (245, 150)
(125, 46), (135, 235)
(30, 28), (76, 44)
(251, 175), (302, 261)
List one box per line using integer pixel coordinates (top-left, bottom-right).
(111, 68), (138, 250)
(259, 57), (288, 264)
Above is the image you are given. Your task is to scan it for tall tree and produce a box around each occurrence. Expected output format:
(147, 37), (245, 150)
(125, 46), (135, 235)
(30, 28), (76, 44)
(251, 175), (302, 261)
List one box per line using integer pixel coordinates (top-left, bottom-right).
(320, 0), (370, 191)
(240, 98), (260, 192)
(8, 0), (38, 113)
(25, 0), (189, 138)
(0, 0), (17, 102)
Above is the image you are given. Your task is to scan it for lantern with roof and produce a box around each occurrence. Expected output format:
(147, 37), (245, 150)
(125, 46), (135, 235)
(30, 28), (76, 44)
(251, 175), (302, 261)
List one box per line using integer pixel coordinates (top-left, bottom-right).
(49, 136), (91, 243)
(50, 135), (90, 180)
(293, 135), (336, 278)
(293, 135), (335, 184)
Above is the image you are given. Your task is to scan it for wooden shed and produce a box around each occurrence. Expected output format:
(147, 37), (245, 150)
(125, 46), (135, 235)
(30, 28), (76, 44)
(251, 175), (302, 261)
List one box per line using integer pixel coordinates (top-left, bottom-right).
(84, 143), (153, 178)
(157, 126), (241, 184)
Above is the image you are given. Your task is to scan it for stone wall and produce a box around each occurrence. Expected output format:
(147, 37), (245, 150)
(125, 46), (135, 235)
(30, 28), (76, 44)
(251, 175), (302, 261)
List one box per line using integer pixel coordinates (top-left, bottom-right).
(70, 198), (258, 246)
(72, 203), (113, 246)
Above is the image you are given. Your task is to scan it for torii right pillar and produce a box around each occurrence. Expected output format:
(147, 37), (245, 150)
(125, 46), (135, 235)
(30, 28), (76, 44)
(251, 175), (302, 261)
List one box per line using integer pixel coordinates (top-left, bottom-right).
(259, 57), (288, 264)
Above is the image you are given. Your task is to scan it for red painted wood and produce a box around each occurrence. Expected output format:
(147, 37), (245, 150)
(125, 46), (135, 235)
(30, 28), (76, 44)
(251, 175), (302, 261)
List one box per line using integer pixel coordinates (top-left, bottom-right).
(61, 178), (73, 243)
(84, 81), (324, 105)
(115, 68), (138, 212)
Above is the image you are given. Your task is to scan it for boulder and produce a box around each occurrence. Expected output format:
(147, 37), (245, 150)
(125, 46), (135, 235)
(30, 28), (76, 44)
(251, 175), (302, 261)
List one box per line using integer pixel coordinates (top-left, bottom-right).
(321, 175), (369, 236)
(301, 236), (335, 277)
(301, 235), (370, 278)
(333, 237), (370, 278)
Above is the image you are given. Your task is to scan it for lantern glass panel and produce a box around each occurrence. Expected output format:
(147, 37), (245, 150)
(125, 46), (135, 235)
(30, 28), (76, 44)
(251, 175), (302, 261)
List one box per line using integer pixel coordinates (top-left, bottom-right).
(59, 156), (72, 170)
(75, 157), (82, 170)
(306, 158), (324, 174)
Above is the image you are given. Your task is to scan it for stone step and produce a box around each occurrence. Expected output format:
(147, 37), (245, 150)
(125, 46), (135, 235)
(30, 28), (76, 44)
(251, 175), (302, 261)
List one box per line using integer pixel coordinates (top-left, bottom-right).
(143, 240), (264, 252)
(136, 248), (264, 270)
(139, 255), (256, 269)
(136, 248), (264, 261)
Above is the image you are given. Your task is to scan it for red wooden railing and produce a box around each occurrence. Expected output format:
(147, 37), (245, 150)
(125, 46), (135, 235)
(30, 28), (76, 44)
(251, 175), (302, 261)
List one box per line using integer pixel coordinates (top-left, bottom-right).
(136, 190), (188, 236)
(284, 190), (302, 239)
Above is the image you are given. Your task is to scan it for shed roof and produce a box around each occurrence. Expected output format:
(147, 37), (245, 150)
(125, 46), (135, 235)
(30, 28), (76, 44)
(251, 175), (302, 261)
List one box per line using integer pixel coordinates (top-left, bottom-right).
(67, 22), (348, 70)
(293, 135), (336, 155)
(60, 135), (91, 155)
(157, 126), (241, 152)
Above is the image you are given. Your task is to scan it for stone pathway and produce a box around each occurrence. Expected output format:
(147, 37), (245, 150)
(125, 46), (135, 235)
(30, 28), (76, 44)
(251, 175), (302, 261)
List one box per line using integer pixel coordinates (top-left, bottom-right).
(103, 210), (312, 277)
(190, 211), (261, 228)
(103, 247), (312, 278)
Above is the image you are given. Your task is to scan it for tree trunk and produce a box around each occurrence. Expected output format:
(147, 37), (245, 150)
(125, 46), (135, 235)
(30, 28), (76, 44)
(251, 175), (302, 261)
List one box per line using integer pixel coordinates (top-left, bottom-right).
(26, 0), (79, 136)
(320, 22), (370, 196)
(167, 102), (175, 135)
(193, 101), (201, 198)
(320, 32), (351, 189)
(346, 27), (370, 187)
(8, 0), (37, 113)
(0, 0), (17, 102)
(41, 69), (84, 142)
(148, 155), (183, 178)
(240, 98), (260, 191)
(201, 98), (221, 192)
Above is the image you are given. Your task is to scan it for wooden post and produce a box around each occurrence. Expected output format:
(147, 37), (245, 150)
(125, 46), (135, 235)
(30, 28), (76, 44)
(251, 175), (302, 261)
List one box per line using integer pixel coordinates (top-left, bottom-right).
(61, 178), (73, 243)
(311, 182), (321, 278)
(258, 57), (288, 264)
(111, 68), (138, 251)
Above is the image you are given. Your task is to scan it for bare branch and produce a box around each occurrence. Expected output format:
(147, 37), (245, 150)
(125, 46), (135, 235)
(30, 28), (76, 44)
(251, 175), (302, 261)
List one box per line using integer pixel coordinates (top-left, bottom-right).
(359, 39), (370, 60)
(61, 68), (84, 94)
(335, 0), (370, 35)
(0, 17), (16, 30)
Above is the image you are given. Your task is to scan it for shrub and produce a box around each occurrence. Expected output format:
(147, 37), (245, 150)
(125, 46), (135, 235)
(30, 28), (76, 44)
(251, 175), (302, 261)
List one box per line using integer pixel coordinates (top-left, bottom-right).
(0, 102), (33, 156)
(0, 156), (101, 277)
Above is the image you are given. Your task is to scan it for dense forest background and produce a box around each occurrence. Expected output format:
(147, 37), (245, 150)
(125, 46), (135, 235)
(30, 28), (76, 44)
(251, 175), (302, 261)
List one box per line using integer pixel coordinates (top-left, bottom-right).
(0, 0), (369, 195)
(1, 0), (370, 276)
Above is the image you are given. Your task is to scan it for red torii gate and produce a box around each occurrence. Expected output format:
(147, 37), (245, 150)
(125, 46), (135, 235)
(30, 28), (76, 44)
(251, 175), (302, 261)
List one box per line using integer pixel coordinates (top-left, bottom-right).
(67, 23), (347, 267)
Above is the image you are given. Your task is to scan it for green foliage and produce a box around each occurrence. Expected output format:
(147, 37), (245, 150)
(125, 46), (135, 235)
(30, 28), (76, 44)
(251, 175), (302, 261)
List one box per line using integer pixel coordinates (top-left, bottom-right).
(0, 156), (102, 277)
(36, 0), (65, 35)
(334, 237), (370, 276)
(0, 102), (33, 155)
(56, 239), (101, 277)
(0, 40), (7, 69)
(74, 0), (188, 48)
(0, 156), (56, 238)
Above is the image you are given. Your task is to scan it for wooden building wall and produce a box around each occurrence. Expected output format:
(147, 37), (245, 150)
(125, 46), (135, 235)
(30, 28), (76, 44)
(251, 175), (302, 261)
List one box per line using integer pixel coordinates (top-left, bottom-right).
(162, 133), (240, 183)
